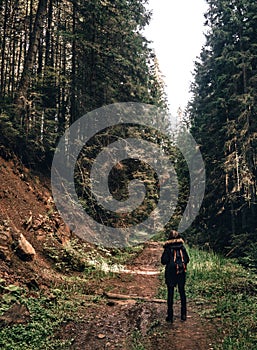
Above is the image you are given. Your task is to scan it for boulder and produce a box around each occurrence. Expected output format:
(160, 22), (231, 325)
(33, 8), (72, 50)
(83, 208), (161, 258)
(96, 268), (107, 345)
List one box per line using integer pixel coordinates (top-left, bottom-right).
(12, 231), (36, 261)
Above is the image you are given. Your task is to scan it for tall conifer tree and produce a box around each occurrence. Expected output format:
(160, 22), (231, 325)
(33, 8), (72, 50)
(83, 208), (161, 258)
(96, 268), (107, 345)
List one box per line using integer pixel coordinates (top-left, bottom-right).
(189, 0), (257, 264)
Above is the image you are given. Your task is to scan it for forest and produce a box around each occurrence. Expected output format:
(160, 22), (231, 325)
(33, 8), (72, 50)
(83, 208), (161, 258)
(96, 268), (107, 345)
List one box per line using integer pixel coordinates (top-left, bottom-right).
(188, 0), (257, 268)
(0, 0), (166, 165)
(0, 0), (257, 349)
(1, 0), (256, 264)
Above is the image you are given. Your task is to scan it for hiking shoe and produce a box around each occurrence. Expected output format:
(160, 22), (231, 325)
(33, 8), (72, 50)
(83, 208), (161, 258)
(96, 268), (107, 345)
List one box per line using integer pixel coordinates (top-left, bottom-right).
(181, 314), (187, 321)
(166, 316), (173, 323)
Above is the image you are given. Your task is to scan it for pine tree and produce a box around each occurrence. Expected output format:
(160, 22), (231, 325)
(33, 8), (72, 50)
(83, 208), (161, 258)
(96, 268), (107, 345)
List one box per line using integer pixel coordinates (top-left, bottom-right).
(189, 0), (257, 264)
(0, 0), (168, 166)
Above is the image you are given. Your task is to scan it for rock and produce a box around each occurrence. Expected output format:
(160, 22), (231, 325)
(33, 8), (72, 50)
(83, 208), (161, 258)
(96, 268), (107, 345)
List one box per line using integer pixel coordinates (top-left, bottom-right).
(0, 222), (36, 262)
(97, 334), (106, 339)
(23, 211), (33, 230)
(0, 222), (13, 261)
(0, 303), (30, 327)
(12, 231), (36, 261)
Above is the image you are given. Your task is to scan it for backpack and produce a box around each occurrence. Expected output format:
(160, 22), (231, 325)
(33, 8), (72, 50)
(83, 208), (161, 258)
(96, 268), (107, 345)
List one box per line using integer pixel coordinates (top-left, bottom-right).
(171, 247), (187, 274)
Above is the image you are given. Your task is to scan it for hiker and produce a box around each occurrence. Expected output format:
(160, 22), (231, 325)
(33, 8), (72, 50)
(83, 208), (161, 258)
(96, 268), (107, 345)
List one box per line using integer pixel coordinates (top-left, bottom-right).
(161, 230), (190, 323)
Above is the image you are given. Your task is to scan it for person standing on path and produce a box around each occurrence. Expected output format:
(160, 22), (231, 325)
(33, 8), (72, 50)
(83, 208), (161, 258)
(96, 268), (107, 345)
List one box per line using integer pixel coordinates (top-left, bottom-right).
(161, 230), (190, 323)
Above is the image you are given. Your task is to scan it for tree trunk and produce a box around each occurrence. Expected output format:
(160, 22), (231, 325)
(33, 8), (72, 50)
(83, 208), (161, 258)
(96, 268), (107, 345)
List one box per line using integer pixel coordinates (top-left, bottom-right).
(0, 0), (8, 98)
(44, 0), (53, 68)
(16, 0), (48, 108)
(70, 0), (77, 124)
(104, 292), (166, 304)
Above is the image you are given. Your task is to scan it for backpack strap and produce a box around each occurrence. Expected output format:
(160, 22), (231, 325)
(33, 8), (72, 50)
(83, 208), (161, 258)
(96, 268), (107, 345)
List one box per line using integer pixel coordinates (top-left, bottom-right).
(173, 249), (179, 274)
(180, 248), (187, 272)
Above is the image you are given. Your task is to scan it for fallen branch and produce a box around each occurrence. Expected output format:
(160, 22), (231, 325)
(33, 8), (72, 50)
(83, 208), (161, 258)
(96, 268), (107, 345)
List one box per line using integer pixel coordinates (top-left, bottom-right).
(104, 292), (166, 304)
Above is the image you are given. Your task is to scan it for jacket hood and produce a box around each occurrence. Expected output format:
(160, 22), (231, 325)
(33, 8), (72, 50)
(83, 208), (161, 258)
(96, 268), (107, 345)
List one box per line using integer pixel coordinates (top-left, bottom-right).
(164, 238), (184, 246)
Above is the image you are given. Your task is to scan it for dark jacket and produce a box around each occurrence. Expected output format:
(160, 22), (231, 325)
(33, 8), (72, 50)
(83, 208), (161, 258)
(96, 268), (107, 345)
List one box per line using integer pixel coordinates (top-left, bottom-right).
(161, 238), (190, 286)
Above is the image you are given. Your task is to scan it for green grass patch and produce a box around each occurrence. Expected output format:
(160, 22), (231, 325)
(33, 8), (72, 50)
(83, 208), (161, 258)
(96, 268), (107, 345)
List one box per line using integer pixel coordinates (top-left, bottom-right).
(130, 330), (146, 350)
(0, 289), (75, 349)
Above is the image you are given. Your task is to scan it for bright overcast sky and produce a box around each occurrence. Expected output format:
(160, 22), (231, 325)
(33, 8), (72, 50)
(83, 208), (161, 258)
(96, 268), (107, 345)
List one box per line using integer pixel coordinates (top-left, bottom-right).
(144, 0), (208, 117)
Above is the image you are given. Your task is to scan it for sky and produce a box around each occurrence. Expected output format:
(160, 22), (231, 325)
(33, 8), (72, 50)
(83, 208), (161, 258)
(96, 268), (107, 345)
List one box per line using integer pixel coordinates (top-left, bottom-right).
(144, 0), (208, 118)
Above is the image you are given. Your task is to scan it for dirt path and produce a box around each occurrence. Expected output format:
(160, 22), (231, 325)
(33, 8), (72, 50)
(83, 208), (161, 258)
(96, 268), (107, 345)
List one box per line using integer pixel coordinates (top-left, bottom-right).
(59, 242), (216, 349)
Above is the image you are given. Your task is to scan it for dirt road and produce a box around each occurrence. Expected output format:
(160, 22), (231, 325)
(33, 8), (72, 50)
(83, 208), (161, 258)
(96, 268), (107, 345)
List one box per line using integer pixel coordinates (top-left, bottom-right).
(59, 242), (216, 349)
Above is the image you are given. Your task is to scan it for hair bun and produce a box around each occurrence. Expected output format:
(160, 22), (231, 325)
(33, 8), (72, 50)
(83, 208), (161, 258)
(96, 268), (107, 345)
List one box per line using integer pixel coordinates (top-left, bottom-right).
(169, 230), (179, 239)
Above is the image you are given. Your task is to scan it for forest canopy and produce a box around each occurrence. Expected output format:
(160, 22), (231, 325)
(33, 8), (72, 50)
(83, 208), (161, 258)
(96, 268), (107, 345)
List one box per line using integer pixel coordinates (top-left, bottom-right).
(0, 0), (167, 165)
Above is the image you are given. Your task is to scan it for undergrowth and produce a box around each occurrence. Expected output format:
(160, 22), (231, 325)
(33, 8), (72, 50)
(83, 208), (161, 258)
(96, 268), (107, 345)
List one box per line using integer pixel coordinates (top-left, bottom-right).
(0, 284), (74, 349)
(130, 330), (146, 350)
(159, 246), (257, 349)
(43, 237), (143, 273)
(0, 242), (143, 349)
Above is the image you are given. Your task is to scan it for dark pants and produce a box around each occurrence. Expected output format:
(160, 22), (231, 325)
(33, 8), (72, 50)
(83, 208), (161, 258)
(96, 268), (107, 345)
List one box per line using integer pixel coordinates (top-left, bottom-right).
(167, 273), (186, 319)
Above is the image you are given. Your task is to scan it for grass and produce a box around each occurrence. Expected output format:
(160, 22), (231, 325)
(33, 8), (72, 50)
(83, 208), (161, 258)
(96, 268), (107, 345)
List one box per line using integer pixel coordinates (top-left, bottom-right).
(0, 288), (74, 349)
(130, 330), (146, 350)
(159, 246), (257, 349)
(0, 277), (112, 349)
